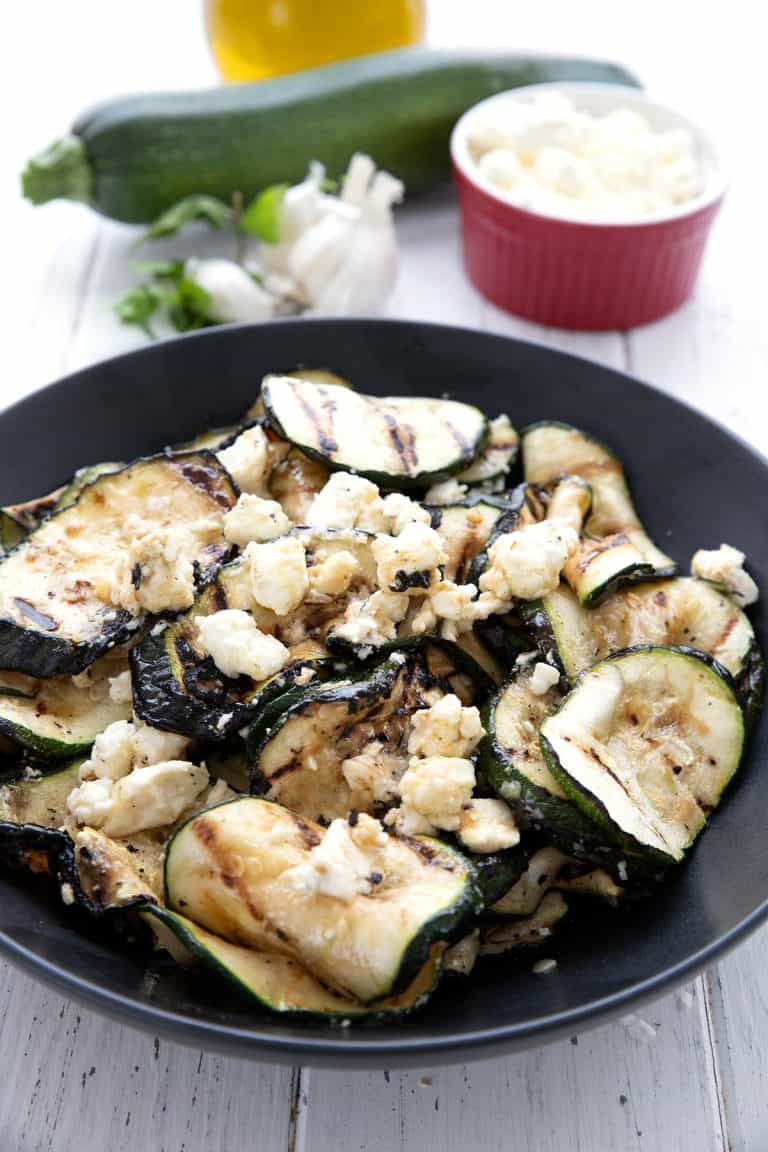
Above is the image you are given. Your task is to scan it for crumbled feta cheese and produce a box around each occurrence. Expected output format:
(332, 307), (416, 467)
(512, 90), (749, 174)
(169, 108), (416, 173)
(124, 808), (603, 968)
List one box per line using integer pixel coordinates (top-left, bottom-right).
(691, 543), (758, 607)
(282, 813), (387, 902)
(79, 719), (135, 782)
(246, 535), (308, 614)
(372, 522), (446, 593)
(410, 597), (438, 635)
(132, 721), (190, 767)
(194, 609), (290, 680)
(457, 798), (520, 853)
(379, 492), (432, 534)
(408, 694), (484, 758)
(397, 755), (476, 832)
(532, 957), (558, 975)
(479, 521), (576, 601)
(306, 472), (387, 532)
(308, 550), (360, 596)
(424, 479), (468, 505)
(384, 804), (436, 837)
(108, 670), (133, 705)
(529, 662), (561, 695)
(68, 761), (209, 837)
(60, 882), (76, 906)
(217, 425), (271, 494)
(332, 589), (409, 648)
(429, 580), (479, 625)
(465, 91), (702, 222)
(114, 531), (196, 615)
(223, 493), (290, 546)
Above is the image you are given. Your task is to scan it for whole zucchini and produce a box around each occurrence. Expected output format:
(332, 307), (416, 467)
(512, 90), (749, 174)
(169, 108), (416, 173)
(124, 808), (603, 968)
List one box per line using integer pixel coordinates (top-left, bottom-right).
(22, 48), (639, 223)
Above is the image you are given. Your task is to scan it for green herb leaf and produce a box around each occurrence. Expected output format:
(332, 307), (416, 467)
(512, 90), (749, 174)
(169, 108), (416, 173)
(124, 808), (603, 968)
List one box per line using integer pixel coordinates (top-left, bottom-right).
(142, 195), (233, 242)
(132, 259), (186, 281)
(239, 184), (287, 243)
(114, 285), (164, 336)
(168, 277), (218, 332)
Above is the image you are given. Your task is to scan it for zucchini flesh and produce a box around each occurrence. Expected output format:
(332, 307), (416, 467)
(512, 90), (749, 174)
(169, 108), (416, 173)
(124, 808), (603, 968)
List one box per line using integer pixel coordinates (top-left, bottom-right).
(524, 579), (763, 721)
(263, 376), (487, 489)
(142, 905), (442, 1019)
(267, 448), (330, 524)
(0, 655), (131, 757)
(164, 797), (479, 1002)
(53, 461), (124, 512)
(132, 528), (376, 739)
(479, 660), (606, 856)
(247, 644), (488, 823)
(0, 512), (27, 556)
(0, 453), (237, 677)
(456, 418), (519, 485)
(522, 423), (676, 604)
(480, 891), (569, 955)
(429, 501), (506, 584)
(540, 647), (744, 863)
(490, 845), (622, 915)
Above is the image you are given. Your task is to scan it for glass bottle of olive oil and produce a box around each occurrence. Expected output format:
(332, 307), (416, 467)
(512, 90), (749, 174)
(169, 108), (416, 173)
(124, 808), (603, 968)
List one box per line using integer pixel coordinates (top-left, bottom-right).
(206, 0), (425, 82)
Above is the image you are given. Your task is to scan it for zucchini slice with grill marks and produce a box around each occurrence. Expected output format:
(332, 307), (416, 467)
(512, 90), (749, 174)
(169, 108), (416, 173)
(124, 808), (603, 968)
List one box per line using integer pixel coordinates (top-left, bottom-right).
(523, 578), (764, 724)
(456, 416), (519, 485)
(479, 660), (611, 859)
(247, 643), (492, 823)
(132, 527), (377, 739)
(0, 759), (84, 899)
(0, 655), (131, 758)
(540, 646), (744, 864)
(268, 447), (330, 524)
(522, 422), (676, 604)
(164, 797), (480, 1002)
(262, 375), (488, 490)
(0, 452), (237, 678)
(480, 891), (569, 955)
(429, 498), (509, 585)
(52, 461), (124, 512)
(490, 845), (623, 915)
(142, 905), (442, 1019)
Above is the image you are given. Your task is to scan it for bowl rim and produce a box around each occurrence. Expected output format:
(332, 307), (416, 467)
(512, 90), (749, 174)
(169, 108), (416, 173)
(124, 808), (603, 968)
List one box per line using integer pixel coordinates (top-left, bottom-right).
(0, 316), (766, 1066)
(450, 80), (727, 230)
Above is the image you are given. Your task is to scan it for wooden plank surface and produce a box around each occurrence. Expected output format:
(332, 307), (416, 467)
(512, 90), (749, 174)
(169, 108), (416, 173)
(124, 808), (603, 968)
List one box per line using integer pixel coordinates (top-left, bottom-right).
(2, 2), (767, 1149)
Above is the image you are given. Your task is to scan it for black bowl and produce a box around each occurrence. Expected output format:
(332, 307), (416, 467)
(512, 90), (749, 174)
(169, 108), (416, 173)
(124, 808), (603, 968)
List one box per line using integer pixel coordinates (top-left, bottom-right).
(1, 319), (766, 1067)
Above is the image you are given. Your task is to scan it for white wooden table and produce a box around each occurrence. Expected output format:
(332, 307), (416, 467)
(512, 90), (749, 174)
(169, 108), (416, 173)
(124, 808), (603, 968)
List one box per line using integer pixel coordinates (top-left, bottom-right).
(3, 2), (767, 1148)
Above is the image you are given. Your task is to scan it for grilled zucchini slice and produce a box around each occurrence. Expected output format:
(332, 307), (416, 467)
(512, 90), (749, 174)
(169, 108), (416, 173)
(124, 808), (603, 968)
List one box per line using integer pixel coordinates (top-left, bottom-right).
(429, 499), (508, 584)
(0, 655), (131, 758)
(142, 905), (442, 1019)
(0, 453), (237, 677)
(479, 660), (608, 857)
(267, 448), (330, 524)
(164, 797), (479, 1002)
(480, 891), (569, 955)
(52, 461), (124, 512)
(132, 527), (377, 739)
(524, 578), (764, 724)
(262, 375), (487, 490)
(540, 647), (744, 864)
(456, 416), (518, 485)
(522, 422), (676, 604)
(247, 643), (491, 823)
(0, 512), (27, 555)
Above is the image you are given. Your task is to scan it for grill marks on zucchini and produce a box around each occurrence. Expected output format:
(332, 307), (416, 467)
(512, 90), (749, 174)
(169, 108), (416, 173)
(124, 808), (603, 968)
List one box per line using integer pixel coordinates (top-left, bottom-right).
(263, 376), (487, 489)
(247, 644), (487, 823)
(540, 647), (744, 863)
(164, 797), (479, 1002)
(0, 453), (237, 677)
(524, 579), (763, 721)
(429, 500), (506, 584)
(523, 423), (676, 604)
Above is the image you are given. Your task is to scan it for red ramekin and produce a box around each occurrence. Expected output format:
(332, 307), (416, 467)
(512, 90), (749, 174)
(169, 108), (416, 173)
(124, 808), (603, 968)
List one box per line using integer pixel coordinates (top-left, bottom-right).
(451, 83), (725, 331)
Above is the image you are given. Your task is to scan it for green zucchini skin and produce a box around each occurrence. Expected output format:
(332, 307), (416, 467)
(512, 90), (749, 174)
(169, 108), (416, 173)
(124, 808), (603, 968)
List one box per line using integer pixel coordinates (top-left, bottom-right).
(140, 904), (443, 1021)
(0, 512), (27, 556)
(23, 50), (639, 222)
(471, 845), (529, 908)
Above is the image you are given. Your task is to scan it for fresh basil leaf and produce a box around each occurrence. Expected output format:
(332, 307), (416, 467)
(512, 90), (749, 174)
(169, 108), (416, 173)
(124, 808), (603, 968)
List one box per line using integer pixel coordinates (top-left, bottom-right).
(142, 195), (233, 242)
(239, 184), (287, 243)
(114, 285), (163, 336)
(132, 259), (186, 282)
(168, 277), (218, 332)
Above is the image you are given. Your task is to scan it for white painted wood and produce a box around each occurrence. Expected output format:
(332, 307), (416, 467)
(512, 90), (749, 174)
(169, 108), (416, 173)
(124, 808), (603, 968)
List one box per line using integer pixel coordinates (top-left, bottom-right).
(2, 1), (767, 1149)
(0, 961), (294, 1152)
(298, 983), (723, 1152)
